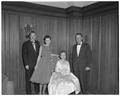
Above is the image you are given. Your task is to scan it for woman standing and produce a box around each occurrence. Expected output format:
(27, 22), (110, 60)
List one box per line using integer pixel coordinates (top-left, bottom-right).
(30, 35), (58, 94)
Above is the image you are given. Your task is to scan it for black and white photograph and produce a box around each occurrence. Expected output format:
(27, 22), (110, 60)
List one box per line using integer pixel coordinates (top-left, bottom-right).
(2, 1), (119, 95)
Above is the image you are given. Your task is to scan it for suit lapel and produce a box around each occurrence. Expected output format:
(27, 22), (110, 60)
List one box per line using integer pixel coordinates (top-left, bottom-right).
(35, 41), (39, 53)
(75, 44), (78, 56)
(79, 43), (84, 57)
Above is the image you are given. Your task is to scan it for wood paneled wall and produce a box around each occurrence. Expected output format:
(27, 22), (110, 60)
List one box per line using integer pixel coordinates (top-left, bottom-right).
(2, 11), (67, 94)
(66, 17), (82, 63)
(2, 2), (119, 94)
(82, 11), (119, 93)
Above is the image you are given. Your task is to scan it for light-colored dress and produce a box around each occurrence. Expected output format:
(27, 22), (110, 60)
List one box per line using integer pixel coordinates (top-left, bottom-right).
(48, 60), (81, 95)
(30, 45), (58, 84)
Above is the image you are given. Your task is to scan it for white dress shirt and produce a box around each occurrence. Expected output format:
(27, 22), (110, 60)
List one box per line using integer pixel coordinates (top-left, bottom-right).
(32, 41), (36, 51)
(77, 42), (82, 56)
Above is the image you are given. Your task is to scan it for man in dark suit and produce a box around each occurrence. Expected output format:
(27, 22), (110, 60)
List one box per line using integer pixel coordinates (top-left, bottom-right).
(71, 33), (92, 94)
(22, 31), (40, 94)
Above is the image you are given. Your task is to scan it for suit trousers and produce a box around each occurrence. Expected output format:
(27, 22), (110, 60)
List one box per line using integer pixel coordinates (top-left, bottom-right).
(74, 69), (90, 94)
(25, 69), (39, 94)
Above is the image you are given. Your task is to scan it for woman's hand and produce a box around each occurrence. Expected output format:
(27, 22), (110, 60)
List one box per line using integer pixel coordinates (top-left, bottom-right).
(75, 90), (80, 94)
(51, 54), (59, 57)
(34, 64), (38, 70)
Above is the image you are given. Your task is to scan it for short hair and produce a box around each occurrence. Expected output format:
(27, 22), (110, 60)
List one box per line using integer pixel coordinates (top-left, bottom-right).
(59, 50), (66, 59)
(28, 31), (36, 39)
(59, 50), (66, 55)
(43, 35), (52, 44)
(75, 33), (83, 38)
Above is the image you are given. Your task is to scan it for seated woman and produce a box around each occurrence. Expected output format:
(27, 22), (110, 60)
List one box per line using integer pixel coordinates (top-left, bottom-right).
(48, 51), (81, 95)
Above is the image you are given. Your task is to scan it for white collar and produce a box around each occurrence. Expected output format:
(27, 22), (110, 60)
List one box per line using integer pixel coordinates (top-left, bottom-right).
(31, 40), (35, 43)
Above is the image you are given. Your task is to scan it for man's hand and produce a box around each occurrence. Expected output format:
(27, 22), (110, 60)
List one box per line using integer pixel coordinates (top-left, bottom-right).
(85, 67), (90, 71)
(25, 65), (29, 70)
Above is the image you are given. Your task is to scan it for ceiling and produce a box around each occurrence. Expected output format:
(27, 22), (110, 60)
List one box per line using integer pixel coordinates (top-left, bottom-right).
(30, 1), (97, 8)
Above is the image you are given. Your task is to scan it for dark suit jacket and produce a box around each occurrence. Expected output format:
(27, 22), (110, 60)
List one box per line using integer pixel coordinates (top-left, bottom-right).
(72, 42), (92, 93)
(22, 40), (40, 70)
(72, 43), (92, 75)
